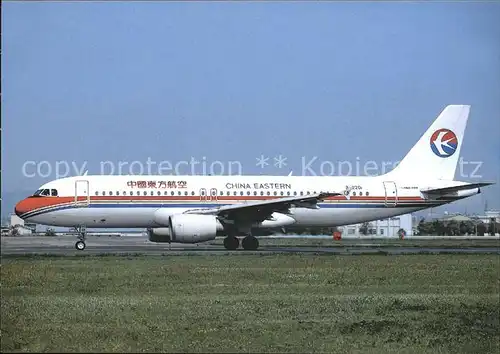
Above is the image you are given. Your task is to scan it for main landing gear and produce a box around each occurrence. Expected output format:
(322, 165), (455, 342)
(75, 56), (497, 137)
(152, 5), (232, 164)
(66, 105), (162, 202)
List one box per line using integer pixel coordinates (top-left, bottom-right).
(223, 235), (259, 251)
(241, 235), (259, 251)
(223, 235), (239, 250)
(74, 225), (87, 251)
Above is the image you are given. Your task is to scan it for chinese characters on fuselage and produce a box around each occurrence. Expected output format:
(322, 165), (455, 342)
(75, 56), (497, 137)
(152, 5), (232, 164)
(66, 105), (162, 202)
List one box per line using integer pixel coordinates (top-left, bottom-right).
(125, 181), (292, 190)
(127, 180), (187, 189)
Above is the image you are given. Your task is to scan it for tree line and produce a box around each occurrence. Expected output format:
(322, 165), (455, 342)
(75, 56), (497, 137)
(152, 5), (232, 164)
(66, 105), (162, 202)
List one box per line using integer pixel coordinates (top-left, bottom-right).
(415, 217), (499, 236)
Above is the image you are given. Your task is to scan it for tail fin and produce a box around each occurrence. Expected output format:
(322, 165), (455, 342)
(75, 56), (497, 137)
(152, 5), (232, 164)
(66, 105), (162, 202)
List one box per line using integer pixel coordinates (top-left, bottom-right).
(386, 105), (470, 180)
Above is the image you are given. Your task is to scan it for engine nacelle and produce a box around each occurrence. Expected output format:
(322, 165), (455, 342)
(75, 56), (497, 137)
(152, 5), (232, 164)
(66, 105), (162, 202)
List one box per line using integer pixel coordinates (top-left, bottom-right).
(168, 214), (223, 243)
(147, 228), (171, 243)
(154, 208), (173, 226)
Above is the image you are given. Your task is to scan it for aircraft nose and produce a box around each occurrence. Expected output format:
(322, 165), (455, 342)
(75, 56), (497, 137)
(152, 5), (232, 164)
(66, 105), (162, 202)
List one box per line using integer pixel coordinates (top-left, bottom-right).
(15, 199), (30, 218)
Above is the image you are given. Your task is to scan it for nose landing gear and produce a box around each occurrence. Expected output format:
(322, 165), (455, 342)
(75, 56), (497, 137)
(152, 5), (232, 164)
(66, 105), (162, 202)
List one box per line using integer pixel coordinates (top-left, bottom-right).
(75, 240), (86, 250)
(74, 225), (87, 250)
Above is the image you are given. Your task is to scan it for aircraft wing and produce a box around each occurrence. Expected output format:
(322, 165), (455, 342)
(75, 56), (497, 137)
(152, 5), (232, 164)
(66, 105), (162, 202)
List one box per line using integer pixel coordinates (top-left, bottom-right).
(184, 192), (342, 219)
(421, 182), (495, 195)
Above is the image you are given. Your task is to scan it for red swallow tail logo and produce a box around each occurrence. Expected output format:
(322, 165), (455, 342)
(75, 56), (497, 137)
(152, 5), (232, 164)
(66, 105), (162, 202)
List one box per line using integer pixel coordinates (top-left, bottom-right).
(430, 129), (458, 158)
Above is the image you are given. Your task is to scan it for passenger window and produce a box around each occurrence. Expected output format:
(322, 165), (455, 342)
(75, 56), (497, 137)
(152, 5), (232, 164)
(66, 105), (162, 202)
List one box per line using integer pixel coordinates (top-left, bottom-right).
(102, 191), (106, 196)
(109, 191), (113, 196)
(191, 191), (195, 196)
(366, 191), (369, 196)
(274, 191), (277, 196)
(130, 191), (134, 196)
(184, 191), (188, 196)
(143, 191), (147, 196)
(157, 191), (161, 196)
(260, 191), (264, 196)
(137, 191), (140, 195)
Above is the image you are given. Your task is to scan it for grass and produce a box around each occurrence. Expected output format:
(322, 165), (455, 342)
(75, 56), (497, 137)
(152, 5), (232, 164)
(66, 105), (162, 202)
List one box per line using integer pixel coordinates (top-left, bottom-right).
(208, 237), (500, 248)
(2, 254), (499, 353)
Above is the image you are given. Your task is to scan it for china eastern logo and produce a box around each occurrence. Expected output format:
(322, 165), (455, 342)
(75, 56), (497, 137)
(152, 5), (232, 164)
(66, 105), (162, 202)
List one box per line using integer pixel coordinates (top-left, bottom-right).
(430, 129), (458, 158)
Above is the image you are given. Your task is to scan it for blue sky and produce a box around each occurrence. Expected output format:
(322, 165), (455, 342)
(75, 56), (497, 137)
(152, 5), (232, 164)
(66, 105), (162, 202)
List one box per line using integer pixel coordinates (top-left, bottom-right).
(2, 1), (500, 215)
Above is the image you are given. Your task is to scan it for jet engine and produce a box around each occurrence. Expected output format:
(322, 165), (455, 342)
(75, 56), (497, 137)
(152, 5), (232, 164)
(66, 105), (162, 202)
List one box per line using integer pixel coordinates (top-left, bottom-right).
(168, 214), (223, 243)
(147, 227), (171, 243)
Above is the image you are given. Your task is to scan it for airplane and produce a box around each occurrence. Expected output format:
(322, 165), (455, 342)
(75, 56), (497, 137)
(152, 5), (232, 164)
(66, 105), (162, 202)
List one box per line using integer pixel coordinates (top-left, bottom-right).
(14, 104), (494, 251)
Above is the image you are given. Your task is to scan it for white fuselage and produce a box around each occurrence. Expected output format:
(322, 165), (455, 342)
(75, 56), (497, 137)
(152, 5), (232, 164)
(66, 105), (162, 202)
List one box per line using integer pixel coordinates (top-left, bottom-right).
(14, 104), (490, 248)
(15, 175), (472, 230)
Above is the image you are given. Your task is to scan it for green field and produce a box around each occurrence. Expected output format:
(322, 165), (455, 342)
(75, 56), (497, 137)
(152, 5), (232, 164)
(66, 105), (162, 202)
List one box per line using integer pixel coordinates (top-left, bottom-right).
(2, 254), (499, 353)
(208, 237), (500, 248)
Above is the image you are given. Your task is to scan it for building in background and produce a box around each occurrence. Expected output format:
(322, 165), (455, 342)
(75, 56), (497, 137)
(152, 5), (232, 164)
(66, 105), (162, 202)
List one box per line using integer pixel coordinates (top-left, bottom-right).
(9, 214), (37, 234)
(478, 210), (499, 223)
(338, 213), (415, 237)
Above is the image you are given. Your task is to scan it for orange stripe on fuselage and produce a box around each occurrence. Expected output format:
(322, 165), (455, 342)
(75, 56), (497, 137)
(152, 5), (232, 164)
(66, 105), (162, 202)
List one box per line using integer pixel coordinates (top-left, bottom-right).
(16, 195), (425, 214)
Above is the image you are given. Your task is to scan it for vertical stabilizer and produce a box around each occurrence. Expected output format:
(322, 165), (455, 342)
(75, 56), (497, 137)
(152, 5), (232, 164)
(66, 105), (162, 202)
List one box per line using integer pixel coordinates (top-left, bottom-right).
(386, 105), (470, 180)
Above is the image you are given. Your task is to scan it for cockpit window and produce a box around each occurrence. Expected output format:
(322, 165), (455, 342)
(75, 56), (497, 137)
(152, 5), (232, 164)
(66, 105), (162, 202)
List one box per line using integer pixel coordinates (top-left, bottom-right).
(32, 189), (57, 197)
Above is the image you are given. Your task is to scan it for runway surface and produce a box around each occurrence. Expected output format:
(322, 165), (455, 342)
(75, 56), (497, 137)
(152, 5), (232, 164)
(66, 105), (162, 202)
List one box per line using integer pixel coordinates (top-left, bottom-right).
(2, 236), (499, 256)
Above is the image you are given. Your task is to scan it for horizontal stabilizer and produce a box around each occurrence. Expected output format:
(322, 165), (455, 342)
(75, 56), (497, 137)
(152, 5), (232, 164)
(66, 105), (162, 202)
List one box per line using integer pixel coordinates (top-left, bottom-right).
(421, 182), (495, 195)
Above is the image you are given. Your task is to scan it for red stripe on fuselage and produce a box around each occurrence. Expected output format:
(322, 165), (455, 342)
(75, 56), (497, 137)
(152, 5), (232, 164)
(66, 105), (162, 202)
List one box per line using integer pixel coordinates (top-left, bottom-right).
(15, 195), (426, 215)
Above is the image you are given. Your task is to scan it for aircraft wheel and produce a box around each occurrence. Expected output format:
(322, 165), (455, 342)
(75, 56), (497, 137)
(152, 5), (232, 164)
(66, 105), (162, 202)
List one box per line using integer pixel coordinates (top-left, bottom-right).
(75, 241), (86, 251)
(223, 236), (239, 250)
(242, 236), (259, 251)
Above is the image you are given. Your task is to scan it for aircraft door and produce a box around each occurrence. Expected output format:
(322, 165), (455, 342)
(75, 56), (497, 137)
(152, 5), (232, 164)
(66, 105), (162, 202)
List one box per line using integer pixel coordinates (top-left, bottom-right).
(75, 180), (90, 206)
(200, 188), (207, 201)
(383, 181), (398, 207)
(210, 188), (218, 202)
